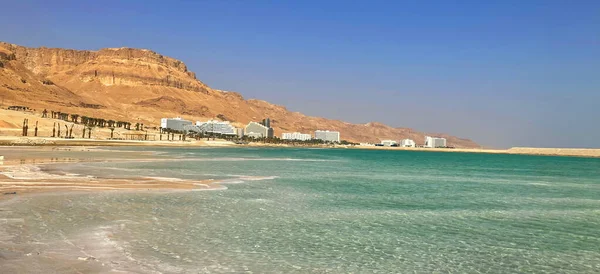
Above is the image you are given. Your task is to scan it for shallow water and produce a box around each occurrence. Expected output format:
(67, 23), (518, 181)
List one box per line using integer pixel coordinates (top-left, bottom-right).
(1, 147), (600, 273)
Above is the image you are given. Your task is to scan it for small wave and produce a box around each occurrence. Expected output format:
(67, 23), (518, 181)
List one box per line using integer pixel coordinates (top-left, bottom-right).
(208, 175), (278, 189)
(219, 176), (278, 183)
(219, 179), (245, 184)
(192, 185), (227, 191)
(142, 177), (187, 182)
(1, 164), (86, 180)
(526, 182), (550, 186)
(237, 175), (278, 181)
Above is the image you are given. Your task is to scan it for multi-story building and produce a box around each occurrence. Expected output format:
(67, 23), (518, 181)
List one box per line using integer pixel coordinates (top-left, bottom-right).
(245, 122), (274, 139)
(190, 120), (237, 135)
(160, 117), (193, 132)
(400, 139), (416, 147)
(424, 136), (447, 148)
(236, 128), (245, 138)
(282, 132), (312, 141)
(261, 118), (271, 128)
(381, 140), (397, 147)
(314, 130), (340, 143)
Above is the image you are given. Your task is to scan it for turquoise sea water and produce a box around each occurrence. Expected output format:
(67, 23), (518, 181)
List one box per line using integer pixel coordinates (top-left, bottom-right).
(2, 147), (600, 273)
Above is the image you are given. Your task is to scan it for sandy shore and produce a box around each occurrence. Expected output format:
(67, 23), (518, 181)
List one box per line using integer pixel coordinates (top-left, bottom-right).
(2, 134), (600, 158)
(0, 135), (237, 147)
(0, 147), (226, 202)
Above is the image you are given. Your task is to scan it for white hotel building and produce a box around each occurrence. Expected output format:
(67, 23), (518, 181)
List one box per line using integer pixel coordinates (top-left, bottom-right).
(282, 132), (312, 141)
(315, 130), (340, 143)
(245, 121), (274, 139)
(400, 139), (416, 147)
(424, 136), (447, 148)
(161, 117), (193, 132)
(187, 120), (237, 135)
(381, 140), (397, 147)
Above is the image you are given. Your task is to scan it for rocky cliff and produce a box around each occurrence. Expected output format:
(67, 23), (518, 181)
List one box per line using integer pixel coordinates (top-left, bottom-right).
(0, 42), (479, 147)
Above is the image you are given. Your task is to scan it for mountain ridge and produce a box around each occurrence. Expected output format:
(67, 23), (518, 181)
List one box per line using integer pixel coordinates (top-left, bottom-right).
(0, 41), (479, 147)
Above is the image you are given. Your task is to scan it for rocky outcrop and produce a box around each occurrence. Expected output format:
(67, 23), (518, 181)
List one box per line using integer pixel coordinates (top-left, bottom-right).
(0, 43), (209, 93)
(0, 41), (479, 147)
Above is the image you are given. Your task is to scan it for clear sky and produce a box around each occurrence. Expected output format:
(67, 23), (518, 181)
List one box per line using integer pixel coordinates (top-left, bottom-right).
(2, 0), (599, 148)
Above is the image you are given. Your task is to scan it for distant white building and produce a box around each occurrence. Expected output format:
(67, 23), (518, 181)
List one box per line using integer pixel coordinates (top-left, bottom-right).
(161, 117), (193, 132)
(315, 130), (340, 143)
(188, 120), (237, 135)
(400, 139), (416, 147)
(245, 122), (274, 139)
(424, 136), (447, 148)
(282, 132), (312, 141)
(381, 140), (397, 147)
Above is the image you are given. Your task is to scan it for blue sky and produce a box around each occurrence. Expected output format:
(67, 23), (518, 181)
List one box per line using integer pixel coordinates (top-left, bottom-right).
(2, 0), (599, 148)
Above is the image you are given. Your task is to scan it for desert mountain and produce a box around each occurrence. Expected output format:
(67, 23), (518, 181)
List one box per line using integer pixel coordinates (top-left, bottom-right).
(0, 42), (478, 147)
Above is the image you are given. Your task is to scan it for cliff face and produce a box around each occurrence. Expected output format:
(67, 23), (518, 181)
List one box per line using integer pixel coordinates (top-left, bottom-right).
(0, 42), (479, 147)
(1, 43), (208, 93)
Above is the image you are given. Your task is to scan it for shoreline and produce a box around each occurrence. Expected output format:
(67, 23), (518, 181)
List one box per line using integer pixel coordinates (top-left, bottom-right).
(2, 135), (600, 158)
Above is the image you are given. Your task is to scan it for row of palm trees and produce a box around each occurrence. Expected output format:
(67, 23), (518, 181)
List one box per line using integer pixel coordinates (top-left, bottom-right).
(46, 110), (134, 130)
(158, 127), (186, 141)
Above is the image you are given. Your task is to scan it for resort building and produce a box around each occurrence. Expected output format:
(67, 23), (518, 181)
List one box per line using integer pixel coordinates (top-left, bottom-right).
(236, 128), (245, 138)
(282, 132), (312, 141)
(245, 121), (274, 139)
(400, 139), (416, 147)
(189, 120), (237, 135)
(315, 130), (340, 143)
(424, 136), (447, 148)
(261, 118), (271, 128)
(381, 140), (397, 147)
(160, 117), (193, 132)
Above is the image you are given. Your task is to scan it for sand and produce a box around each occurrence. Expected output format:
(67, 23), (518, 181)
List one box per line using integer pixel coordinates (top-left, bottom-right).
(0, 148), (225, 202)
